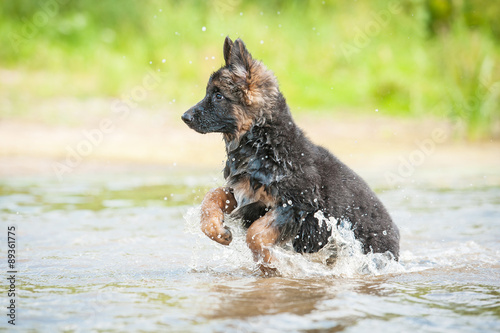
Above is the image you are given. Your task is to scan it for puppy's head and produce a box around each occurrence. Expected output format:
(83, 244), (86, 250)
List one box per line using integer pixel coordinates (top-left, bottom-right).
(182, 37), (279, 141)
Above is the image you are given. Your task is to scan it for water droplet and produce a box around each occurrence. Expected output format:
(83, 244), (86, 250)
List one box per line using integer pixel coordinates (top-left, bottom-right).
(287, 200), (292, 205)
(226, 200), (230, 204)
(201, 26), (206, 31)
(383, 230), (388, 235)
(162, 59), (166, 63)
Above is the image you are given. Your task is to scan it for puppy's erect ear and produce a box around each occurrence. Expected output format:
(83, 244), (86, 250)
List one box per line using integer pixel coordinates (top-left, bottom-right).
(223, 36), (233, 66)
(224, 38), (275, 107)
(228, 38), (253, 72)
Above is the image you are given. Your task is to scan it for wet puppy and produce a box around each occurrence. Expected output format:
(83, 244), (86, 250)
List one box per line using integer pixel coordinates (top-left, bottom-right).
(182, 37), (399, 274)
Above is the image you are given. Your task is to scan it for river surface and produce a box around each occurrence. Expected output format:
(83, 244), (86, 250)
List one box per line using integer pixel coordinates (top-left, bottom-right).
(1, 168), (499, 332)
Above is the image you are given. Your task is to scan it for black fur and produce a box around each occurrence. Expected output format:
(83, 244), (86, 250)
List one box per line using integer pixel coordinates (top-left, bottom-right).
(183, 37), (400, 259)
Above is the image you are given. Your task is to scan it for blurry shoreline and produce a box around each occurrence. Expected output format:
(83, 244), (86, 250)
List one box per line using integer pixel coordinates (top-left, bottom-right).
(2, 115), (499, 188)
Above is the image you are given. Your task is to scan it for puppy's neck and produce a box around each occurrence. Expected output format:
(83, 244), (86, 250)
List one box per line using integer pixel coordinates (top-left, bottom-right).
(223, 111), (268, 152)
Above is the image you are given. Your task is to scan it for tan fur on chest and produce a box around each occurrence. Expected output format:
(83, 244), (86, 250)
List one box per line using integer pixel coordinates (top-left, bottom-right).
(231, 178), (276, 208)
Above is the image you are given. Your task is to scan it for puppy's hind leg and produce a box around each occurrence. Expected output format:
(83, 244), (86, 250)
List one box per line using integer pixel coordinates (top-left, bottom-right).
(200, 187), (237, 245)
(246, 210), (281, 276)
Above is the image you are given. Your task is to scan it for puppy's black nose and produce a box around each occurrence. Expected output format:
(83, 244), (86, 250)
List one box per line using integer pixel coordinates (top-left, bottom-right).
(181, 111), (193, 124)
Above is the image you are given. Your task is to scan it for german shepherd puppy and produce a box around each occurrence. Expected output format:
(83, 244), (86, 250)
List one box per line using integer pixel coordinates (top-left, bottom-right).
(182, 37), (399, 273)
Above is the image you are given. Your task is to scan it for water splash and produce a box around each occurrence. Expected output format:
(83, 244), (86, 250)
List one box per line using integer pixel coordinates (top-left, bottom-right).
(271, 212), (405, 278)
(184, 206), (405, 278)
(184, 206), (256, 275)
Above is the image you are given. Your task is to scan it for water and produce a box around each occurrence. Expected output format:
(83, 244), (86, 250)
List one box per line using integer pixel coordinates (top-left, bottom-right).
(1, 169), (499, 332)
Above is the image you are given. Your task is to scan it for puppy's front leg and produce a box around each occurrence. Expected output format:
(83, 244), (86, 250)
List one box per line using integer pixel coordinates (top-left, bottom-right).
(200, 187), (237, 245)
(246, 210), (280, 275)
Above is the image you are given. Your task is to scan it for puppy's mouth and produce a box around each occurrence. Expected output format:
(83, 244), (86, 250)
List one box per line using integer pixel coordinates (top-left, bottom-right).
(182, 121), (209, 134)
(189, 126), (210, 134)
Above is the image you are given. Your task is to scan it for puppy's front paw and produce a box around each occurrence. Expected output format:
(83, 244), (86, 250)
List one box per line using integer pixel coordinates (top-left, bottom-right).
(218, 225), (233, 245)
(201, 217), (233, 245)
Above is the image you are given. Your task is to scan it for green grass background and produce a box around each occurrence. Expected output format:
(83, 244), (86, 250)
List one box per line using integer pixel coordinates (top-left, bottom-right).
(1, 0), (499, 139)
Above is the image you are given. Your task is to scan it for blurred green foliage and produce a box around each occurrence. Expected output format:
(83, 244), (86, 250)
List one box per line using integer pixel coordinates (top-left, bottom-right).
(0, 0), (499, 139)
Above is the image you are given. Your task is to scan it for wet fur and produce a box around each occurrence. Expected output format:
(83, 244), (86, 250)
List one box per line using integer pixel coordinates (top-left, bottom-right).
(182, 37), (400, 259)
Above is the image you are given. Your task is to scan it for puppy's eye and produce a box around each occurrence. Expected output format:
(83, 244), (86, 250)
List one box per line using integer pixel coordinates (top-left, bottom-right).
(215, 93), (224, 100)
